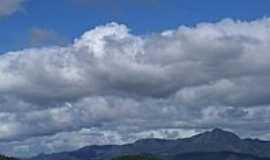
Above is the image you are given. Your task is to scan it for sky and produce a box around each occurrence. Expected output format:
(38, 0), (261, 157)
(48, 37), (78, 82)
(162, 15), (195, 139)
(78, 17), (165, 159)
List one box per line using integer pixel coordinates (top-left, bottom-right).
(1, 0), (270, 158)
(1, 0), (270, 53)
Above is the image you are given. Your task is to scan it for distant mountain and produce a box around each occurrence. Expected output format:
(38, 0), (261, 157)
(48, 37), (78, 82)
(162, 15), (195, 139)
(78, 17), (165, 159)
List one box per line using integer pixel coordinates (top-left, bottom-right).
(28, 128), (270, 160)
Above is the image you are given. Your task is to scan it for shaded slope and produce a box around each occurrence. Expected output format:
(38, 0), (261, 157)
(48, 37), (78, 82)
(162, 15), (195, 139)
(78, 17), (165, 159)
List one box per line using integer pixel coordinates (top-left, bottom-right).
(29, 128), (270, 160)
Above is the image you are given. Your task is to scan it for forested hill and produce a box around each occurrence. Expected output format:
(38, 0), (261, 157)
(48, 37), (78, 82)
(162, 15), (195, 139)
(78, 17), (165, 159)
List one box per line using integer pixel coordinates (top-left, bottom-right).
(0, 155), (17, 160)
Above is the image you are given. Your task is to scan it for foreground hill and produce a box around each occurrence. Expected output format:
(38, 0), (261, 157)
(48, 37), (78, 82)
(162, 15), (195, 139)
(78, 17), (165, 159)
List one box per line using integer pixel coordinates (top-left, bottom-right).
(112, 155), (160, 160)
(114, 152), (270, 160)
(29, 128), (270, 160)
(172, 152), (270, 160)
(0, 155), (17, 160)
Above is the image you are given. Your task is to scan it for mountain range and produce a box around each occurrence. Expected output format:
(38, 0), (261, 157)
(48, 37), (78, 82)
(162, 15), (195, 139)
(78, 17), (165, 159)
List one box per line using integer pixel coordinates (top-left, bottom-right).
(28, 128), (270, 160)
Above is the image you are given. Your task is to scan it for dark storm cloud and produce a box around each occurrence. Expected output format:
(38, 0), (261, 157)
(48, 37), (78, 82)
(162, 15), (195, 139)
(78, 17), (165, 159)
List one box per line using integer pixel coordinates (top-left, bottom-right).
(1, 18), (270, 157)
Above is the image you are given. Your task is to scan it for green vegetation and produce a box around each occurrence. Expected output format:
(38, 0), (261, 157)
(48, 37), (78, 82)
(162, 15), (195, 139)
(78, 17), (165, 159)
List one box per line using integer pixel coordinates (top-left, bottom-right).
(0, 155), (17, 160)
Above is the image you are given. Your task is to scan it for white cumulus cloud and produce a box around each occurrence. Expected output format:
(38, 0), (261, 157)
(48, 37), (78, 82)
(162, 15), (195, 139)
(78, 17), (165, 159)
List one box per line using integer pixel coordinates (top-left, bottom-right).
(2, 18), (270, 157)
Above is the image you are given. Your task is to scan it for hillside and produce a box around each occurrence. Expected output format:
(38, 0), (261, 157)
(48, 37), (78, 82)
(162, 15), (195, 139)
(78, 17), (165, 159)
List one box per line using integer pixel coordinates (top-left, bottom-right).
(113, 152), (270, 160)
(28, 128), (270, 160)
(112, 155), (160, 160)
(0, 155), (17, 160)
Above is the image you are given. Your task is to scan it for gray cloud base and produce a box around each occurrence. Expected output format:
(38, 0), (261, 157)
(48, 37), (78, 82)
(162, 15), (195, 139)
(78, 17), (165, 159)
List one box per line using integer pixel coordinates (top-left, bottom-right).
(1, 19), (270, 157)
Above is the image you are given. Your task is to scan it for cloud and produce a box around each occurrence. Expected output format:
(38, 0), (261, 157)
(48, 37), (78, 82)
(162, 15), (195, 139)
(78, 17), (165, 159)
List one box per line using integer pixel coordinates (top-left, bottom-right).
(28, 28), (69, 47)
(0, 0), (25, 17)
(2, 18), (270, 157)
(0, 127), (197, 157)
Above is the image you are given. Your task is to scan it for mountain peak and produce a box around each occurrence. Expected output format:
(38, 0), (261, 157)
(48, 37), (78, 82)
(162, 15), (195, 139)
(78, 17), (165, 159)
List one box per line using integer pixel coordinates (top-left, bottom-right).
(191, 128), (241, 143)
(210, 128), (239, 137)
(212, 128), (226, 132)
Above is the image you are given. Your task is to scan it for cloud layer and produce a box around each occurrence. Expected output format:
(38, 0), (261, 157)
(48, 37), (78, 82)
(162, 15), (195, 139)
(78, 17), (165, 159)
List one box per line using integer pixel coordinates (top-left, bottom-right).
(28, 28), (69, 48)
(0, 0), (25, 17)
(1, 18), (270, 157)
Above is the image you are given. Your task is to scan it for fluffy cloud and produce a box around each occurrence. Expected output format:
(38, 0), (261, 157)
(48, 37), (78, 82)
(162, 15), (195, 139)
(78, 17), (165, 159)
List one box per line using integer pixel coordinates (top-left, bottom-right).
(0, 0), (25, 17)
(1, 19), (270, 157)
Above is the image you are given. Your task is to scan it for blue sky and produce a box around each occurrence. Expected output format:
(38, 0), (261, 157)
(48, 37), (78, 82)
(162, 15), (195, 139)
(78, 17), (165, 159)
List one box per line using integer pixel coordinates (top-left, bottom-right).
(1, 0), (270, 53)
